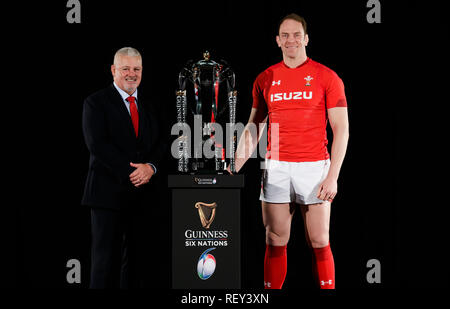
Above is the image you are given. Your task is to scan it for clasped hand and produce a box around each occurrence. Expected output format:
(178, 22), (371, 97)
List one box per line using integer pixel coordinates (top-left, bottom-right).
(129, 162), (154, 187)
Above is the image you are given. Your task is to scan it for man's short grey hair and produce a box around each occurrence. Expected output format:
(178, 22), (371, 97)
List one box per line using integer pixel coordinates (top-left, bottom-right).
(113, 47), (142, 64)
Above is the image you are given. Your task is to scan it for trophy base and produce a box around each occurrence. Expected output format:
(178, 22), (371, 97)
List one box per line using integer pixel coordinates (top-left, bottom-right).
(177, 159), (229, 175)
(189, 170), (225, 175)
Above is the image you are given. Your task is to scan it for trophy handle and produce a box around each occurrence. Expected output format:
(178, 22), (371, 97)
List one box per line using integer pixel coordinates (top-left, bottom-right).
(176, 89), (188, 173)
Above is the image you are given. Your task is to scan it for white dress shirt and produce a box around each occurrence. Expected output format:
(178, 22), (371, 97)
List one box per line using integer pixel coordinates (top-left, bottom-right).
(113, 82), (138, 114)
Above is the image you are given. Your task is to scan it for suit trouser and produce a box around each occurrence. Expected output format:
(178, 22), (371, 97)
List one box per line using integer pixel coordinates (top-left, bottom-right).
(89, 205), (145, 288)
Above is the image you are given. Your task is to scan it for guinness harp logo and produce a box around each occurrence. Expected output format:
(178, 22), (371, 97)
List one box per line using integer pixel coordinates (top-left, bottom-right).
(195, 202), (218, 229)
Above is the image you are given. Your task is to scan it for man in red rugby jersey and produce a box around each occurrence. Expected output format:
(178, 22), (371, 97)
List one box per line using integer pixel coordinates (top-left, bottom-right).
(231, 13), (349, 289)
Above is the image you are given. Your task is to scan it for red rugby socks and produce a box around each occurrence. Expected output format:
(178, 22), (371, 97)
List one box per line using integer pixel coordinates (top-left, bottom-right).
(264, 243), (335, 289)
(264, 244), (287, 289)
(312, 243), (335, 289)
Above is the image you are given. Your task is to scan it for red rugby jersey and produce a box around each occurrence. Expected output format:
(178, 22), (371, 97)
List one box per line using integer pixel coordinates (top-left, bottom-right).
(252, 58), (347, 162)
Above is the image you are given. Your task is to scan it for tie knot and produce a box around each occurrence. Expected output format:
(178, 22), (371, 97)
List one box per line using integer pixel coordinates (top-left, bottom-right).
(126, 96), (135, 104)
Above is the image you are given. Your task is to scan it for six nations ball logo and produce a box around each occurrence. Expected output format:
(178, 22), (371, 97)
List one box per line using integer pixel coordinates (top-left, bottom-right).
(197, 248), (217, 280)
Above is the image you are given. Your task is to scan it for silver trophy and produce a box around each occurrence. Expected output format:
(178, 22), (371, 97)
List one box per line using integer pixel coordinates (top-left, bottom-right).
(176, 51), (237, 174)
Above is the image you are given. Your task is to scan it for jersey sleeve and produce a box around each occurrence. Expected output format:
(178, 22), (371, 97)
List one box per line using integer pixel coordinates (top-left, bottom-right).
(252, 73), (268, 112)
(325, 71), (347, 109)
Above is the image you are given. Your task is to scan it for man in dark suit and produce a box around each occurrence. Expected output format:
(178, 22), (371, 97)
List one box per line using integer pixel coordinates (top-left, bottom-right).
(82, 47), (164, 288)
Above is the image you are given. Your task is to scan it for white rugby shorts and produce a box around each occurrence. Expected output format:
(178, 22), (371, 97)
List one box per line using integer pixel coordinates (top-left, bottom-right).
(260, 159), (331, 205)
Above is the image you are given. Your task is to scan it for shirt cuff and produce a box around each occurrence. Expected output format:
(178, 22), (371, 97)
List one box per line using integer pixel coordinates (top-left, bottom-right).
(147, 163), (157, 174)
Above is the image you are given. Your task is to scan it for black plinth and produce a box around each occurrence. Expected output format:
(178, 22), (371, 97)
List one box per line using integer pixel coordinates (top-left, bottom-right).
(169, 174), (244, 289)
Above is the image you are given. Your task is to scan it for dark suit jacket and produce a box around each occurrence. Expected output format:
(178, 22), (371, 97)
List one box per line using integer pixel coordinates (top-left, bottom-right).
(82, 84), (164, 209)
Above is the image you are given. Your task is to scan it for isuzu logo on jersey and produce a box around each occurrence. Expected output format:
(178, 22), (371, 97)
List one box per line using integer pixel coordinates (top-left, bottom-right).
(270, 91), (313, 102)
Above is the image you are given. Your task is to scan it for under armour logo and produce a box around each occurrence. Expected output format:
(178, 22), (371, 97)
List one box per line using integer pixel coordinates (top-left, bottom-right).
(320, 279), (333, 286)
(272, 80), (281, 86)
(264, 281), (271, 288)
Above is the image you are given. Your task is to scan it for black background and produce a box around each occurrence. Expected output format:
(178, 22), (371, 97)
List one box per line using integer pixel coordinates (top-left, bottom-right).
(9, 0), (449, 302)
